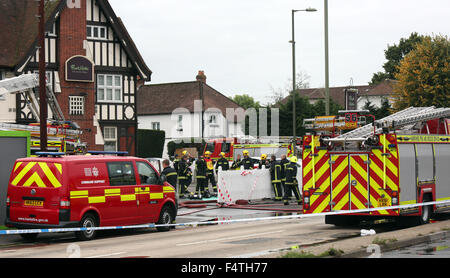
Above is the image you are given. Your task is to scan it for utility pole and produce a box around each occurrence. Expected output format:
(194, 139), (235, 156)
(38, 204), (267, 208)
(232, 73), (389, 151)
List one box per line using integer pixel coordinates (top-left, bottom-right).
(38, 0), (48, 151)
(324, 0), (330, 115)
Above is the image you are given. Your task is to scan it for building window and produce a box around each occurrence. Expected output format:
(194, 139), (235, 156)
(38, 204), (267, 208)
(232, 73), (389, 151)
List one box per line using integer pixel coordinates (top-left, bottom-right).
(97, 74), (122, 102)
(69, 96), (85, 115)
(87, 25), (107, 40)
(104, 126), (117, 151)
(47, 23), (57, 37)
(177, 115), (183, 131)
(209, 115), (217, 124)
(152, 122), (160, 130)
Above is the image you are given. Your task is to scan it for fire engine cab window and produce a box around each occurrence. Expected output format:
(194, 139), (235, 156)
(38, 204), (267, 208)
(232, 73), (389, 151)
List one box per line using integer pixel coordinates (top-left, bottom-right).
(206, 143), (215, 153)
(107, 162), (136, 186)
(136, 162), (159, 185)
(221, 143), (231, 153)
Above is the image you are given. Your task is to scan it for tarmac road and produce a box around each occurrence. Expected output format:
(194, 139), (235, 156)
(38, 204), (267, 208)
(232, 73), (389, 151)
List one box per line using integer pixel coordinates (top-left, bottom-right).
(0, 216), (363, 258)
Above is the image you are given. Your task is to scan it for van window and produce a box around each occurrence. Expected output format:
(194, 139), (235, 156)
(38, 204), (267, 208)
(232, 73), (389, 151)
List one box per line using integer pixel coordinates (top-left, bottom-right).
(107, 162), (136, 186)
(136, 162), (159, 185)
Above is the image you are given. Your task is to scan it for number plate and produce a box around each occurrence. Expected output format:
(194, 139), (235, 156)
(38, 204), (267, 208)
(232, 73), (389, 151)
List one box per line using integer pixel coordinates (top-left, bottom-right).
(24, 200), (44, 207)
(377, 198), (390, 208)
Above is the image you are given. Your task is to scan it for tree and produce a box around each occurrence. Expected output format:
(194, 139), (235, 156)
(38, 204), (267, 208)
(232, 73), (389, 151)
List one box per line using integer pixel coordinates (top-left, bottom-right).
(392, 35), (450, 111)
(231, 94), (260, 110)
(363, 98), (392, 123)
(371, 33), (424, 85)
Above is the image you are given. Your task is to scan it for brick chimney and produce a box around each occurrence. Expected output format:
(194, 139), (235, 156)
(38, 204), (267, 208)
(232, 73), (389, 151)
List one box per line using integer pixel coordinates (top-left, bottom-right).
(196, 70), (207, 83)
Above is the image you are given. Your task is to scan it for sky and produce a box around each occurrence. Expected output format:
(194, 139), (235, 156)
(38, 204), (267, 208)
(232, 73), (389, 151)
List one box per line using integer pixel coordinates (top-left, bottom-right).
(108, 0), (450, 105)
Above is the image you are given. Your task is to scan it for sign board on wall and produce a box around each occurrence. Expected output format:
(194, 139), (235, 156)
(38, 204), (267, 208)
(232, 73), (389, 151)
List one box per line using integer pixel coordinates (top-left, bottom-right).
(65, 55), (94, 82)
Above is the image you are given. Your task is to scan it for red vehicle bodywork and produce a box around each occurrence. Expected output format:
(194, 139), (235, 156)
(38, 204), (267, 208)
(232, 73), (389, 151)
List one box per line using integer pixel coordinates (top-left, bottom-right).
(5, 155), (177, 229)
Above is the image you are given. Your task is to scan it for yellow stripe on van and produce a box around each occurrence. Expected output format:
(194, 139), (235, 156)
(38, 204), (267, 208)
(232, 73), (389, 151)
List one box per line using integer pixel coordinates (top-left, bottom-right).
(38, 162), (62, 188)
(11, 162), (36, 186)
(150, 193), (164, 200)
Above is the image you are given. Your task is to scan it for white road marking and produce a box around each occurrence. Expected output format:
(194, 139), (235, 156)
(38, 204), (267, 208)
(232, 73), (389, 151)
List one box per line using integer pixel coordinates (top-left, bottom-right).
(176, 230), (285, 247)
(85, 252), (126, 258)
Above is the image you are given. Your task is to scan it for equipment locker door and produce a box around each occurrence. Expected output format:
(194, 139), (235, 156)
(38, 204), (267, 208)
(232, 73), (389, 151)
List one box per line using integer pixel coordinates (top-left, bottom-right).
(330, 155), (350, 211)
(349, 155), (370, 210)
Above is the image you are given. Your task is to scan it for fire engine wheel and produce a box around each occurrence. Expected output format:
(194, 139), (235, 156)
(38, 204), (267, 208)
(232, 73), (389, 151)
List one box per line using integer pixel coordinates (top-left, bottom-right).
(156, 205), (174, 232)
(418, 203), (432, 225)
(76, 213), (98, 241)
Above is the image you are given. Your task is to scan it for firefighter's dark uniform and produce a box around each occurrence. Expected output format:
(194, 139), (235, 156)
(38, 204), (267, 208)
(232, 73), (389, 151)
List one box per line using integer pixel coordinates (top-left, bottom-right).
(195, 157), (207, 197)
(177, 159), (189, 198)
(161, 166), (177, 188)
(280, 157), (291, 198)
(215, 157), (230, 173)
(270, 159), (283, 201)
(259, 159), (269, 169)
(173, 156), (180, 172)
(283, 162), (301, 205)
(241, 156), (253, 170)
(205, 158), (217, 193)
(231, 158), (242, 170)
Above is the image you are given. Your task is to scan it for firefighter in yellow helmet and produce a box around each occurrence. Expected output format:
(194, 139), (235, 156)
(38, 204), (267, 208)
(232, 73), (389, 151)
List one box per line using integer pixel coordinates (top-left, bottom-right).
(283, 156), (302, 205)
(269, 155), (283, 201)
(241, 150), (253, 170)
(204, 151), (217, 196)
(259, 154), (269, 169)
(215, 152), (229, 174)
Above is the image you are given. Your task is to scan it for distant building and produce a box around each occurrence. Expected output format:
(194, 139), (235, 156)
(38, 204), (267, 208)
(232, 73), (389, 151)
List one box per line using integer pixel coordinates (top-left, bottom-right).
(137, 71), (245, 158)
(277, 80), (395, 111)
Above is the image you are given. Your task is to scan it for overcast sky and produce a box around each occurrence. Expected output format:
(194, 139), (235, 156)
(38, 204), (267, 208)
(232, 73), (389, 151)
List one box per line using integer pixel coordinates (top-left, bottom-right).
(108, 0), (450, 105)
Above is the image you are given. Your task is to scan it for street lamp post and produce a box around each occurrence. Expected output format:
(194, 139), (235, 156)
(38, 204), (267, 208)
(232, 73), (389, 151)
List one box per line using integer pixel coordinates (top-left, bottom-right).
(290, 8), (317, 155)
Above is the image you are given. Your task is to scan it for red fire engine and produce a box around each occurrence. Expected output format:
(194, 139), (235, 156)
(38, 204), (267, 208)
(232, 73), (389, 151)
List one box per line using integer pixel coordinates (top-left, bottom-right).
(302, 107), (450, 226)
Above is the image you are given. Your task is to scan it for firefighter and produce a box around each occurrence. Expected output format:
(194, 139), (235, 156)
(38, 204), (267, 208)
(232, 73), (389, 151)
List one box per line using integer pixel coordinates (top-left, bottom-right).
(195, 156), (208, 198)
(173, 154), (180, 173)
(161, 159), (177, 188)
(231, 154), (242, 170)
(259, 154), (269, 169)
(283, 156), (302, 205)
(269, 155), (283, 201)
(204, 151), (217, 194)
(280, 154), (291, 198)
(177, 155), (190, 198)
(215, 152), (229, 173)
(241, 150), (253, 170)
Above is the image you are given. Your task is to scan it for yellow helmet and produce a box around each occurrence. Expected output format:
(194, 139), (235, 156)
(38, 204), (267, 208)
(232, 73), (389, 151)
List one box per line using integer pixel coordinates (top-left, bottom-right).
(261, 154), (267, 160)
(220, 152), (226, 157)
(290, 156), (298, 163)
(182, 150), (188, 156)
(205, 151), (211, 157)
(243, 150), (249, 156)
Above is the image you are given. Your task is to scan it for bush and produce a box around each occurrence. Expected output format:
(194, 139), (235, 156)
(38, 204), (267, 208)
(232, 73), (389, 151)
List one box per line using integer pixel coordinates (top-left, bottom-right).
(136, 129), (165, 158)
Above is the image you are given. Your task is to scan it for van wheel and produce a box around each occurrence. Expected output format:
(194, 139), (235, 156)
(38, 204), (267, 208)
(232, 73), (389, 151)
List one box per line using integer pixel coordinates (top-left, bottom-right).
(157, 205), (174, 232)
(76, 213), (98, 241)
(20, 233), (38, 242)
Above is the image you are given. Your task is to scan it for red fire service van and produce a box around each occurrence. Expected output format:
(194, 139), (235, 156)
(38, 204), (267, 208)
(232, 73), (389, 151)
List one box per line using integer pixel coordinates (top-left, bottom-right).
(5, 152), (177, 240)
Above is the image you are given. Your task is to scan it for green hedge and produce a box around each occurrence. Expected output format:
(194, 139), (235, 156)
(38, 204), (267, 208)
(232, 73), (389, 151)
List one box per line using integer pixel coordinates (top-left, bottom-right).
(136, 129), (165, 158)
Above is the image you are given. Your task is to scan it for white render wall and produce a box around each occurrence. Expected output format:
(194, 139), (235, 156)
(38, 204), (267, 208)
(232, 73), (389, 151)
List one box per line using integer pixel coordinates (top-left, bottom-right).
(138, 112), (244, 158)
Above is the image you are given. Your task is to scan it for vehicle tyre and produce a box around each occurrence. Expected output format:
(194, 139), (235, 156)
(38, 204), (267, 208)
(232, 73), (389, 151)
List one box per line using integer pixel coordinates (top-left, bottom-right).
(75, 213), (98, 241)
(20, 233), (38, 242)
(418, 203), (432, 225)
(156, 205), (174, 232)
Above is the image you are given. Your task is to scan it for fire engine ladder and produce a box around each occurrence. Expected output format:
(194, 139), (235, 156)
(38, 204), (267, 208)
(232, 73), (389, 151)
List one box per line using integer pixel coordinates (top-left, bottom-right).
(335, 106), (450, 140)
(0, 73), (65, 123)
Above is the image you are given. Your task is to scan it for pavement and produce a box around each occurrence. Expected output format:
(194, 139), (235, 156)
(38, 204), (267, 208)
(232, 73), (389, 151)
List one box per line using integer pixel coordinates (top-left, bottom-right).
(258, 218), (450, 258)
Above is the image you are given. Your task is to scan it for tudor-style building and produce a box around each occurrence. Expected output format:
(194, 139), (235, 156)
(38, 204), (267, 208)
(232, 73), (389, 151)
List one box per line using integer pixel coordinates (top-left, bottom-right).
(0, 0), (151, 155)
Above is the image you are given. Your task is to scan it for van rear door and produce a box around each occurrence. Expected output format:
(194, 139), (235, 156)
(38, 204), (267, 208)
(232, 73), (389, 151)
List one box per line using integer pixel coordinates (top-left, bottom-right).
(7, 160), (64, 226)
